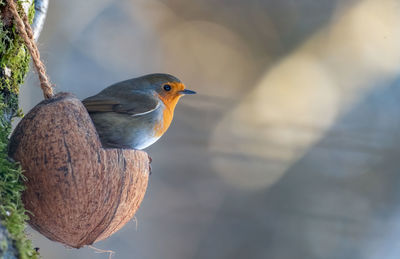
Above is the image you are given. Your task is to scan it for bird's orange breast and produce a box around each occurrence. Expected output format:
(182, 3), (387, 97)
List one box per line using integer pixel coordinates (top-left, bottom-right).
(153, 106), (174, 137)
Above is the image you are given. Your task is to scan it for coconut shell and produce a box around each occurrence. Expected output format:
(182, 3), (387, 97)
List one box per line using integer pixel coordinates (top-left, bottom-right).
(8, 92), (150, 248)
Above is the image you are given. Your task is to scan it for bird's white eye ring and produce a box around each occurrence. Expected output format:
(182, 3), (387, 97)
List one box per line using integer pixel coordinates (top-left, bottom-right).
(163, 84), (172, 91)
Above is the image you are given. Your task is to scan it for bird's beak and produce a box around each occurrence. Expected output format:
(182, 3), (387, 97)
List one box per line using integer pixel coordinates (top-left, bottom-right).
(179, 89), (196, 95)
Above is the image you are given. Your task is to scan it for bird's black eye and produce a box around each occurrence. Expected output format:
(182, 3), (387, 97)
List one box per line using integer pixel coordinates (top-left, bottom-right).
(163, 84), (172, 91)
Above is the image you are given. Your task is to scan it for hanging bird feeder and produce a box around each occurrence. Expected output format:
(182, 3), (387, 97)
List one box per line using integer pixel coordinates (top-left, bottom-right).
(6, 0), (150, 248)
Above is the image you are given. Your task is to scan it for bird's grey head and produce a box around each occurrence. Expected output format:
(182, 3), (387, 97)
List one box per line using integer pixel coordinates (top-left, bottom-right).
(131, 73), (195, 96)
(101, 73), (195, 96)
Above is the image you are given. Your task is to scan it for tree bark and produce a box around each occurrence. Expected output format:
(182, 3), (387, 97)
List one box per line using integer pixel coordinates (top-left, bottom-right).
(0, 1), (42, 258)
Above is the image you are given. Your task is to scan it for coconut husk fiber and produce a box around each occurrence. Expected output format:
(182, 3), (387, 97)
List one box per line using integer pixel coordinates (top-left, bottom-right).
(9, 92), (150, 248)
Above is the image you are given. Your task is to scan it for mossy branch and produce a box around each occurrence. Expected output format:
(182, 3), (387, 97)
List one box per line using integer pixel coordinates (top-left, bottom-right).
(0, 1), (40, 258)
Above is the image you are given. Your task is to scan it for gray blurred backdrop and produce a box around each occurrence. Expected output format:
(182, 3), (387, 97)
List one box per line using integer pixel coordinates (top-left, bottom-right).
(18, 0), (400, 258)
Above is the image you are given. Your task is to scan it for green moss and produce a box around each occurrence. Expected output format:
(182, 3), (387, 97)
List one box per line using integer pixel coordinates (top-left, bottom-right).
(0, 118), (38, 259)
(0, 237), (8, 252)
(0, 1), (40, 258)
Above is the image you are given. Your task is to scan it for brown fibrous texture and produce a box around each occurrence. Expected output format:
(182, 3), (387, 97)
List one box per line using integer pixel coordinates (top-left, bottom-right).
(9, 92), (149, 248)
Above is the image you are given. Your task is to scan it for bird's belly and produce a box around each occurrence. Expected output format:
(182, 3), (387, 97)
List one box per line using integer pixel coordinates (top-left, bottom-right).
(132, 133), (161, 150)
(127, 111), (164, 149)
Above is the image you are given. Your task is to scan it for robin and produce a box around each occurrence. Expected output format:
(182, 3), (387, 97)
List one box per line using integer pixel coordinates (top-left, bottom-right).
(82, 73), (196, 150)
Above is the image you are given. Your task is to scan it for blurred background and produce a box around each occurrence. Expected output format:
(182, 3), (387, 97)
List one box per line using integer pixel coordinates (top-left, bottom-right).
(18, 0), (400, 258)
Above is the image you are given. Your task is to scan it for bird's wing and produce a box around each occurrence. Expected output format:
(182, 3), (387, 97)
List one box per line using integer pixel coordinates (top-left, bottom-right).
(82, 92), (161, 116)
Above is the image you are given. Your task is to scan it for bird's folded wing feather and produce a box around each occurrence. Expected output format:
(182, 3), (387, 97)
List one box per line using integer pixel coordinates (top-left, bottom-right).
(82, 92), (160, 116)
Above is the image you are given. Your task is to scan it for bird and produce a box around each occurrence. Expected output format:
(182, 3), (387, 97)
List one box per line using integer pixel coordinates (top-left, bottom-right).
(82, 73), (196, 150)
